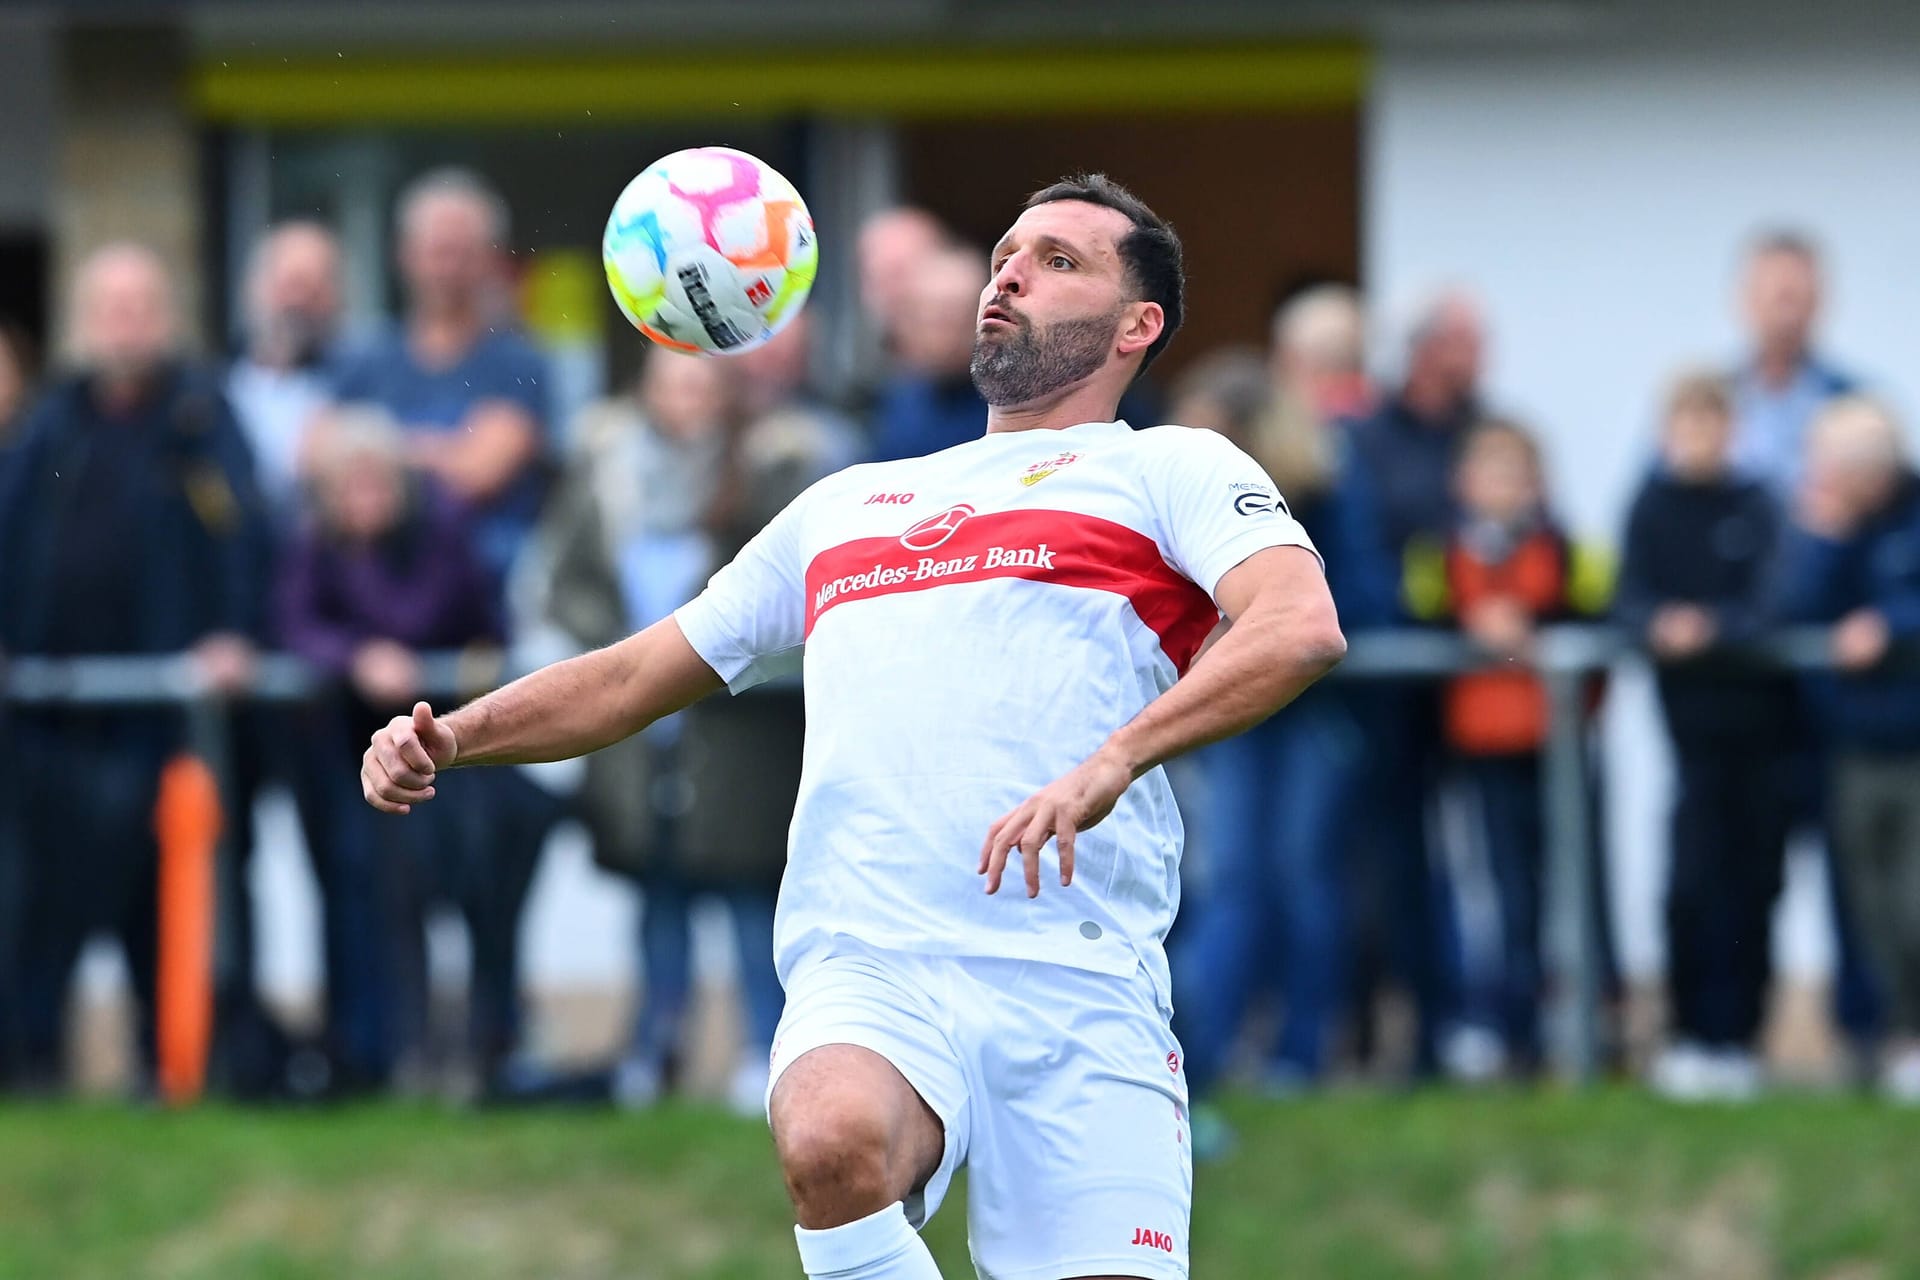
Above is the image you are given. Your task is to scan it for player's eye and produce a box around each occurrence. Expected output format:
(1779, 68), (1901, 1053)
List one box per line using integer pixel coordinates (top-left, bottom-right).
(1048, 254), (1074, 270)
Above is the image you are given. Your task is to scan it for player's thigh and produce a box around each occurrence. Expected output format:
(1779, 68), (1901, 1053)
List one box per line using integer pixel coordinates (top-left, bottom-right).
(965, 966), (1191, 1280)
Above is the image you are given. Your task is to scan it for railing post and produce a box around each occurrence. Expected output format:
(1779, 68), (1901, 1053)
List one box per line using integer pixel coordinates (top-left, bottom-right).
(181, 683), (243, 997)
(1541, 651), (1601, 1083)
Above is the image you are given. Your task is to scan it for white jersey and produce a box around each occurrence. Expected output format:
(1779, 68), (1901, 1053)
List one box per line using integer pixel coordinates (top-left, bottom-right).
(675, 419), (1316, 1005)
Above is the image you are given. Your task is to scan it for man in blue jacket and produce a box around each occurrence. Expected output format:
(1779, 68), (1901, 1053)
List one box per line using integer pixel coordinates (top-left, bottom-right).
(0, 244), (267, 1091)
(1778, 396), (1920, 1102)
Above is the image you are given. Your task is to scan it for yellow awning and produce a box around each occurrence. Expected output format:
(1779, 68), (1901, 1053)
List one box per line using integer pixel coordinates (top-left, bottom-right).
(192, 42), (1367, 125)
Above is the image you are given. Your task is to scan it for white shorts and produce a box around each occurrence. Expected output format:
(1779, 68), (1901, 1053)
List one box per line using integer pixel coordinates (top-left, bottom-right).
(767, 938), (1193, 1280)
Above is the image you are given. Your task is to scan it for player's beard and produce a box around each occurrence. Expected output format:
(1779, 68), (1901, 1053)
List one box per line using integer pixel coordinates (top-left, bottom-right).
(969, 304), (1122, 406)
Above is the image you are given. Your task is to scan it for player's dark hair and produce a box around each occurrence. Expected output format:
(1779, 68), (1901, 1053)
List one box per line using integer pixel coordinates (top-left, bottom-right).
(1024, 173), (1184, 377)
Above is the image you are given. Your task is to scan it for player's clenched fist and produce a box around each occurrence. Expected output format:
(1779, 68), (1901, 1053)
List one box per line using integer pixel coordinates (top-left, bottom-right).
(362, 701), (459, 815)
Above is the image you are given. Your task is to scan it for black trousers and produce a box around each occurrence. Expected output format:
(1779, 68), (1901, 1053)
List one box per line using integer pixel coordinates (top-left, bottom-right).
(1464, 753), (1546, 1067)
(9, 716), (171, 1087)
(1664, 745), (1793, 1048)
(1350, 682), (1453, 1075)
(356, 759), (554, 1082)
(0, 718), (23, 1083)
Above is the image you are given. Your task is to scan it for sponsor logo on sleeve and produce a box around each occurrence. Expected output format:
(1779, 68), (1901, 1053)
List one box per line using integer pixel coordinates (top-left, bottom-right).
(1229, 481), (1289, 518)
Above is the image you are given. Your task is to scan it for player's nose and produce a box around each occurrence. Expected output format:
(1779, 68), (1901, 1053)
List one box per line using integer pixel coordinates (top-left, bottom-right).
(989, 252), (1025, 297)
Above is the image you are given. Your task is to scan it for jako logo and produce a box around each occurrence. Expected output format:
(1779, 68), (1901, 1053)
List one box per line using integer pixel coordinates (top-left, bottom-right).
(864, 492), (915, 505)
(1131, 1228), (1175, 1252)
(899, 504), (976, 551)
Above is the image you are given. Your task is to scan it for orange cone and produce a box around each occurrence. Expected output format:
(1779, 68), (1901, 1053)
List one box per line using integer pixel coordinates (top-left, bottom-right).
(153, 755), (222, 1106)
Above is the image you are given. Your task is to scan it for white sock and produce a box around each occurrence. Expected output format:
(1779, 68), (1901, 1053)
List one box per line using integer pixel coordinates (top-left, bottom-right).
(794, 1201), (943, 1279)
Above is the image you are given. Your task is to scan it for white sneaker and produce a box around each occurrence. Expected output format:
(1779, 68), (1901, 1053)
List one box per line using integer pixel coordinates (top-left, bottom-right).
(1705, 1049), (1763, 1102)
(1649, 1041), (1715, 1102)
(1880, 1048), (1920, 1105)
(728, 1054), (772, 1118)
(612, 1056), (664, 1110)
(1441, 1025), (1507, 1084)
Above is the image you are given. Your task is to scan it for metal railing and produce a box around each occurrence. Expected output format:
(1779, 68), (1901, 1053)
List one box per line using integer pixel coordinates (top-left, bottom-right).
(0, 626), (1891, 1082)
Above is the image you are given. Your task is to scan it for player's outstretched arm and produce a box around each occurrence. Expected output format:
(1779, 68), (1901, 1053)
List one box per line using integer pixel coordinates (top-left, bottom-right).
(361, 616), (723, 814)
(981, 545), (1344, 895)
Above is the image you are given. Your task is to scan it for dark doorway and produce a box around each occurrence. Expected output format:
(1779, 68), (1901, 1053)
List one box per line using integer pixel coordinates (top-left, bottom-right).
(900, 110), (1360, 380)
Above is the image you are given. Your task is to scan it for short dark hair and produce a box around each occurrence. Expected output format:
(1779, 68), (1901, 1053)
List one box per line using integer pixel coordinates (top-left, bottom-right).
(1460, 416), (1544, 477)
(1663, 367), (1732, 421)
(1747, 226), (1821, 267)
(1023, 173), (1184, 377)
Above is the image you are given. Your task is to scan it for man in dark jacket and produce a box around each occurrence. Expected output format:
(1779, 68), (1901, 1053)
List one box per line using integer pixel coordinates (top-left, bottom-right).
(1617, 371), (1797, 1100)
(1341, 287), (1486, 1077)
(1778, 396), (1920, 1101)
(869, 248), (991, 462)
(0, 244), (267, 1090)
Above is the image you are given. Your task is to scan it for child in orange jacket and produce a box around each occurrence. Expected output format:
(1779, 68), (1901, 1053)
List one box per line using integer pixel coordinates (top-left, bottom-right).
(1441, 419), (1607, 1073)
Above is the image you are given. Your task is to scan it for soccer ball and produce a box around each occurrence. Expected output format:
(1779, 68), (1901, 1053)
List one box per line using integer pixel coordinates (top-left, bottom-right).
(602, 146), (817, 356)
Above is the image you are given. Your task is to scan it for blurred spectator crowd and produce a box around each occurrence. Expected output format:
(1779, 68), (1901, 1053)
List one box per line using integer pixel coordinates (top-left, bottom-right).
(2, 174), (1919, 1145)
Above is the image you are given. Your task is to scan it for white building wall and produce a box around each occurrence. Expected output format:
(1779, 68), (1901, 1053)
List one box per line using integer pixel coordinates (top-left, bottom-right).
(1369, 43), (1920, 539)
(1367, 39), (1920, 979)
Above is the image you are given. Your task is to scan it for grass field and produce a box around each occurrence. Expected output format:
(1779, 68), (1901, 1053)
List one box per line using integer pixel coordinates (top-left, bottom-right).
(2, 1092), (1918, 1279)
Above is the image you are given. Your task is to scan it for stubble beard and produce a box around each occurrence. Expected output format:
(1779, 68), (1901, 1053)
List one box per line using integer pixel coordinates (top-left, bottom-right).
(969, 305), (1123, 407)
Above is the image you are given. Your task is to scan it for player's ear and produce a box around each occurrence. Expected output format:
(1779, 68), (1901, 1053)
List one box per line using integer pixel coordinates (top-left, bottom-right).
(1115, 300), (1164, 359)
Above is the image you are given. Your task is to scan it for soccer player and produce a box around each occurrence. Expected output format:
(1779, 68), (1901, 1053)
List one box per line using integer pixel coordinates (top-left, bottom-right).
(363, 174), (1346, 1280)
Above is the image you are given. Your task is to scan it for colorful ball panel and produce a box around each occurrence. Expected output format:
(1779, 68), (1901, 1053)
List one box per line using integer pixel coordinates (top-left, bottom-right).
(603, 146), (816, 355)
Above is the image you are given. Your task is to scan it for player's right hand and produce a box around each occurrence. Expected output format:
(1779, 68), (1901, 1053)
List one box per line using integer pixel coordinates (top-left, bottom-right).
(362, 701), (458, 815)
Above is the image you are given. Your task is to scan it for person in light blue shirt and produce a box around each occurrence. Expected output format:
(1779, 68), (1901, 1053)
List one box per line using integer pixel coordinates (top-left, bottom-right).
(330, 168), (552, 588)
(1727, 230), (1855, 500)
(227, 221), (348, 523)
(327, 168), (557, 1095)
(1725, 227), (1883, 1058)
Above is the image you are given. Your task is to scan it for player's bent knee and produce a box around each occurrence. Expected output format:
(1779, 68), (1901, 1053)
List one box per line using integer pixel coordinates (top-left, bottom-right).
(772, 1103), (898, 1219)
(769, 1045), (940, 1225)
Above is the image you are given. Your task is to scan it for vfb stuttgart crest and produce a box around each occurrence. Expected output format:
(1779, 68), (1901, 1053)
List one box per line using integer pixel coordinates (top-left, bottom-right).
(1019, 451), (1080, 487)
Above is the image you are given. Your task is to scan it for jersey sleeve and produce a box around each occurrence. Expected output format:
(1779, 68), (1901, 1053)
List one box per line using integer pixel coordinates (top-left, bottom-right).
(1145, 426), (1321, 600)
(673, 486), (811, 693)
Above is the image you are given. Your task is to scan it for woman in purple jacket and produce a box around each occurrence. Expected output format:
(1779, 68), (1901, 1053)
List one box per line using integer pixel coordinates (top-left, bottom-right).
(278, 405), (506, 1092)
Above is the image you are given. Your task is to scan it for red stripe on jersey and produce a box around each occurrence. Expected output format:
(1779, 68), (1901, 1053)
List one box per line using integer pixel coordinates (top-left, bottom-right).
(804, 507), (1220, 673)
